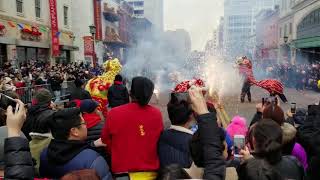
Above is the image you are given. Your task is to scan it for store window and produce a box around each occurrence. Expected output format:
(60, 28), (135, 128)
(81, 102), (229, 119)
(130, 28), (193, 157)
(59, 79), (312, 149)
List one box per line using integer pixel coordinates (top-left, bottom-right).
(35, 0), (41, 18)
(16, 0), (23, 13)
(64, 6), (68, 26)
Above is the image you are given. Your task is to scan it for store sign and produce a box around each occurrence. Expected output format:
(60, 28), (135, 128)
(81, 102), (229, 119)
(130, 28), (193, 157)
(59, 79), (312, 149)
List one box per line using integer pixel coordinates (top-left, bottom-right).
(84, 36), (94, 56)
(49, 0), (60, 57)
(93, 0), (102, 41)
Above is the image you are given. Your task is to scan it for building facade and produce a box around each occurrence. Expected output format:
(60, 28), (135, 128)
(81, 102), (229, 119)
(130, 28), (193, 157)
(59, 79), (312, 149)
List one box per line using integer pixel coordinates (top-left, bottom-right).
(255, 8), (280, 63)
(71, 0), (94, 64)
(125, 0), (163, 31)
(223, 0), (278, 59)
(0, 0), (76, 67)
(279, 0), (320, 64)
(223, 0), (255, 59)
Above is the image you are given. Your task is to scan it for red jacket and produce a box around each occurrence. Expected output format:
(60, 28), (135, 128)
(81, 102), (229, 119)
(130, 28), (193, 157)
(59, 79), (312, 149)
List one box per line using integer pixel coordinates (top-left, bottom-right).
(101, 103), (163, 173)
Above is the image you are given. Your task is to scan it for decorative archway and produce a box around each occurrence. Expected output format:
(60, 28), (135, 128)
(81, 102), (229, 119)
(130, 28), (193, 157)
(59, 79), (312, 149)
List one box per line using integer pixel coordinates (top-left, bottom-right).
(296, 7), (320, 39)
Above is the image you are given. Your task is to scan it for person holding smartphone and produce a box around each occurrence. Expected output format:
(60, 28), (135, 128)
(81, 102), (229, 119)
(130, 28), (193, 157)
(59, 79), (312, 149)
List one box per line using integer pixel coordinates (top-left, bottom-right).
(238, 120), (304, 180)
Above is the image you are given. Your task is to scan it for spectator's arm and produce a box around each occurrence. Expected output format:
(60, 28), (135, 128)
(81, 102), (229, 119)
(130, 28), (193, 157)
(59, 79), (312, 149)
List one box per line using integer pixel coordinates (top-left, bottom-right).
(198, 113), (226, 180)
(4, 137), (34, 180)
(189, 87), (226, 180)
(249, 112), (262, 127)
(101, 111), (112, 152)
(90, 156), (112, 180)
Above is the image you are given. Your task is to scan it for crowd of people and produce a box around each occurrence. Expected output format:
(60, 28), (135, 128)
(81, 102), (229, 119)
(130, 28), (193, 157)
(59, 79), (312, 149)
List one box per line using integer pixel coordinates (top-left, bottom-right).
(0, 68), (319, 180)
(0, 61), (102, 102)
(259, 62), (320, 91)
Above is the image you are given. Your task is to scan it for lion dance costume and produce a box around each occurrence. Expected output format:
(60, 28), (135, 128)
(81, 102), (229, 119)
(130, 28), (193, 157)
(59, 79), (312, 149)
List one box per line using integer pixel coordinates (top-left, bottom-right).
(86, 58), (122, 116)
(173, 78), (231, 128)
(237, 57), (288, 103)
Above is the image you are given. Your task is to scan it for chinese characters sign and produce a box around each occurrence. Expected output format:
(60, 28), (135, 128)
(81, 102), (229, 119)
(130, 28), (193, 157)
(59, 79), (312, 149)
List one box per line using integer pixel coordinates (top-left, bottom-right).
(84, 36), (94, 56)
(93, 0), (102, 40)
(49, 0), (60, 57)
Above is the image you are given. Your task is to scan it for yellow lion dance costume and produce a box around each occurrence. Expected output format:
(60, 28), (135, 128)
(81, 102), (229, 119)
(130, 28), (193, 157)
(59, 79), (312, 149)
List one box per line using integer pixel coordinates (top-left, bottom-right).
(86, 58), (122, 116)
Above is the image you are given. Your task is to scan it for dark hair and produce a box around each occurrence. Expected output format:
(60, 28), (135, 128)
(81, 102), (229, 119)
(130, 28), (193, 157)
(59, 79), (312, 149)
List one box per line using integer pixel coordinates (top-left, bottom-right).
(74, 78), (85, 88)
(262, 104), (285, 125)
(167, 93), (193, 125)
(130, 76), (154, 106)
(252, 119), (283, 164)
(49, 108), (82, 140)
(156, 164), (191, 180)
(114, 74), (123, 82)
(238, 158), (284, 180)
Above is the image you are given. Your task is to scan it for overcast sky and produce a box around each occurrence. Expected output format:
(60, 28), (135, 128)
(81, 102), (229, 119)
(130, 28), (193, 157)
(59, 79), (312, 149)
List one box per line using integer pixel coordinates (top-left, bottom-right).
(164, 0), (224, 51)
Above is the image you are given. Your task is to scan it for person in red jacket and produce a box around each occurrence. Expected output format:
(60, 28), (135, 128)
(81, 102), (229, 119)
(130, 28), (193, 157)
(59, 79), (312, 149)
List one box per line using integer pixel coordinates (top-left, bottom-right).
(101, 76), (164, 179)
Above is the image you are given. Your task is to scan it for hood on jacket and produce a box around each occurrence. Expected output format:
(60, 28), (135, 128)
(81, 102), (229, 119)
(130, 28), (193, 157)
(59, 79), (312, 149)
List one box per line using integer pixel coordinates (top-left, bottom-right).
(47, 139), (89, 165)
(130, 76), (154, 106)
(27, 105), (55, 134)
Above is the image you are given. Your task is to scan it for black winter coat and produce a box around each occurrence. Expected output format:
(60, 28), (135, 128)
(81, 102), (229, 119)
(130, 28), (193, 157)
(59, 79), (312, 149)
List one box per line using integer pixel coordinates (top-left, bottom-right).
(4, 137), (34, 180)
(70, 88), (92, 100)
(107, 83), (129, 108)
(22, 105), (55, 141)
(48, 76), (63, 91)
(197, 113), (226, 180)
(158, 128), (193, 168)
(297, 105), (320, 180)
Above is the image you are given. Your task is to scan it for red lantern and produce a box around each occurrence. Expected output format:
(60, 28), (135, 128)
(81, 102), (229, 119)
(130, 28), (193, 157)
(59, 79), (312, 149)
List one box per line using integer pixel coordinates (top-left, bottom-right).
(0, 24), (5, 30)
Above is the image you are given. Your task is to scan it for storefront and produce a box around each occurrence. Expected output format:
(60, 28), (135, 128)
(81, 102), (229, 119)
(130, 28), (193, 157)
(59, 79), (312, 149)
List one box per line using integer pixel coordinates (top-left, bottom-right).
(15, 40), (50, 64)
(55, 45), (79, 64)
(293, 8), (320, 63)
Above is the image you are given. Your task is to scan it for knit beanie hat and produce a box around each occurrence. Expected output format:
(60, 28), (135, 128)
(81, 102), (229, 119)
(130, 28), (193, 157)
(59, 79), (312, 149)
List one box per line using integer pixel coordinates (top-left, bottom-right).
(80, 99), (99, 113)
(33, 88), (52, 106)
(226, 115), (248, 138)
(262, 104), (285, 125)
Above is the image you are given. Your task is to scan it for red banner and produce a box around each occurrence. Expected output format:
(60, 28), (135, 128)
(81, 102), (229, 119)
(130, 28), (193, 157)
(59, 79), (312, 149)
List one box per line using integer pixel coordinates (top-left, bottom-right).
(93, 0), (102, 41)
(84, 36), (94, 56)
(49, 0), (60, 57)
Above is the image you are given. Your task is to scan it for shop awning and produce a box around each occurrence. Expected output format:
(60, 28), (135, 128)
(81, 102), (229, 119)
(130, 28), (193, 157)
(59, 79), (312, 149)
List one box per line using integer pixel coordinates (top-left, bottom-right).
(16, 40), (50, 48)
(293, 36), (320, 49)
(60, 45), (79, 51)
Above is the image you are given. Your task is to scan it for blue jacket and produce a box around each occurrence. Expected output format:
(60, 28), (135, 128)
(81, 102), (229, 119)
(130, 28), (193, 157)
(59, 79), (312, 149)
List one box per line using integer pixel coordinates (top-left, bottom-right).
(158, 126), (193, 168)
(40, 148), (112, 180)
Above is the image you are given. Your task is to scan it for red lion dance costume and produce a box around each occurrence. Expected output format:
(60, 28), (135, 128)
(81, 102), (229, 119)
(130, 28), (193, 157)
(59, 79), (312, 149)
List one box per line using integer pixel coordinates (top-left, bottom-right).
(237, 57), (288, 103)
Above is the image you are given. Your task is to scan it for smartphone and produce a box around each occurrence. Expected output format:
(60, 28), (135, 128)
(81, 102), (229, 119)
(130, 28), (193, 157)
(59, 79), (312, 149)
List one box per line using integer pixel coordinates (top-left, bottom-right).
(291, 103), (297, 114)
(234, 135), (245, 157)
(262, 97), (265, 105)
(0, 93), (17, 110)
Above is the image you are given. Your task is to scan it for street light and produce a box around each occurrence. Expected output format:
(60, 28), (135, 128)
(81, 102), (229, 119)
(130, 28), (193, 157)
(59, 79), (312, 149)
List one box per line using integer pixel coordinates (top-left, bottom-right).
(283, 36), (288, 43)
(89, 24), (96, 68)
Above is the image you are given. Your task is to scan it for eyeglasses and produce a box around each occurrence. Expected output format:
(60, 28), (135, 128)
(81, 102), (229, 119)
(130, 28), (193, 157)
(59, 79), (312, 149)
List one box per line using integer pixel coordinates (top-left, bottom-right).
(75, 121), (87, 127)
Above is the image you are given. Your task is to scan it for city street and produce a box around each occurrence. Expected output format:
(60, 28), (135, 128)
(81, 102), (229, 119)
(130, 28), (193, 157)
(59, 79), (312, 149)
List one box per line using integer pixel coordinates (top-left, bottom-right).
(151, 87), (320, 127)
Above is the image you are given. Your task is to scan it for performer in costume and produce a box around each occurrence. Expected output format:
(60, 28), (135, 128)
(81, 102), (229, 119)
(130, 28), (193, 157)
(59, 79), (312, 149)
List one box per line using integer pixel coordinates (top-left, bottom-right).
(236, 56), (288, 103)
(238, 57), (252, 103)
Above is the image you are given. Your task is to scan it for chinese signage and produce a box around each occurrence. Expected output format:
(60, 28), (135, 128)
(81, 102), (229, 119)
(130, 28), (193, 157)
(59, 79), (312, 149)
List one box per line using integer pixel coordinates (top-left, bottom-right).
(49, 0), (60, 57)
(93, 0), (102, 41)
(84, 36), (94, 56)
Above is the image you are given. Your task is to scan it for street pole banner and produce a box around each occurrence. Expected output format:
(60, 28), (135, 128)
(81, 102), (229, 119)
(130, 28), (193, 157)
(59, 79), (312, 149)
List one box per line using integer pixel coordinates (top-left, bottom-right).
(93, 0), (102, 41)
(49, 0), (60, 57)
(84, 36), (94, 56)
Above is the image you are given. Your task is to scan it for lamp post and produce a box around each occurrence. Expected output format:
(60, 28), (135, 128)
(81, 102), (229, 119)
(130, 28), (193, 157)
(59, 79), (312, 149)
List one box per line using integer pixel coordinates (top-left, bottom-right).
(283, 36), (288, 44)
(89, 24), (96, 68)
